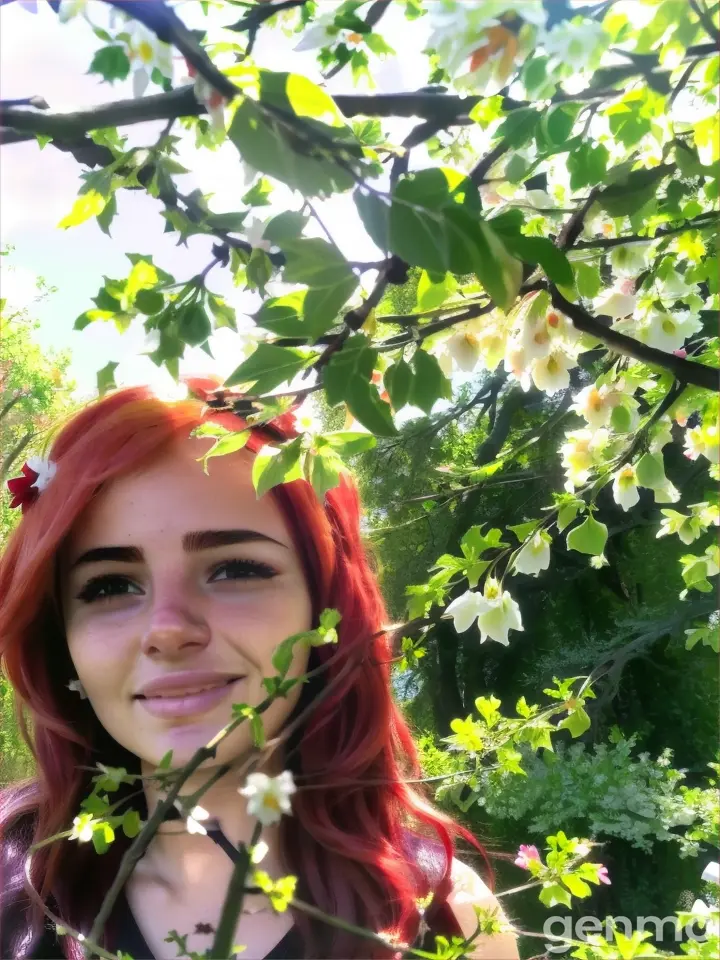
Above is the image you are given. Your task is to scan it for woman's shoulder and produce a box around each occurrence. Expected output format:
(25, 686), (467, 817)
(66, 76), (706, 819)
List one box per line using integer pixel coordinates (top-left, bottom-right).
(446, 858), (519, 960)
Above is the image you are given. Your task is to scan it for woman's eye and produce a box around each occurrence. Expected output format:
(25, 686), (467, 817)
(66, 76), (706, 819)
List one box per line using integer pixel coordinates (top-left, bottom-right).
(76, 576), (141, 604)
(210, 559), (277, 582)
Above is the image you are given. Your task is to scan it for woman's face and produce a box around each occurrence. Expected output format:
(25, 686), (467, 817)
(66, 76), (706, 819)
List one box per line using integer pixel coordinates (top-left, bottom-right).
(59, 436), (313, 770)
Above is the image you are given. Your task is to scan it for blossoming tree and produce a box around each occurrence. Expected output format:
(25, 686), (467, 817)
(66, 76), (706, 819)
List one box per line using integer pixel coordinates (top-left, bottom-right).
(1, 0), (718, 957)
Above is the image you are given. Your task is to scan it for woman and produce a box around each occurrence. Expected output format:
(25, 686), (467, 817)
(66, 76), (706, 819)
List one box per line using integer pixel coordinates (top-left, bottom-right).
(0, 378), (518, 960)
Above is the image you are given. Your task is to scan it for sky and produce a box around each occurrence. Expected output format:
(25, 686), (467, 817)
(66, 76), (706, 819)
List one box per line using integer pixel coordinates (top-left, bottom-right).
(0, 0), (433, 401)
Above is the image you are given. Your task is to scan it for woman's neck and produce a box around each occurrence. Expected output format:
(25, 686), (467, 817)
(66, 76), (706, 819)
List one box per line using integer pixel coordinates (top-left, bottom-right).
(137, 759), (287, 894)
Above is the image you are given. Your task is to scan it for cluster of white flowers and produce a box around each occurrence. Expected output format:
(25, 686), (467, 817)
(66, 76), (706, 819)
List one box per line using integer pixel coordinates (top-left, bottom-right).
(426, 1), (611, 95)
(445, 577), (523, 645)
(427, 0), (546, 94)
(434, 291), (583, 396)
(611, 265), (704, 354)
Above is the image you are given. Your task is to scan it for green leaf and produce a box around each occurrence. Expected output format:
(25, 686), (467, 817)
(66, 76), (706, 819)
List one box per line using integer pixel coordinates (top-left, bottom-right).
(204, 211), (248, 233)
(96, 193), (117, 236)
(134, 289), (165, 315)
(323, 335), (376, 406)
(416, 270), (457, 311)
(567, 142), (609, 191)
(308, 446), (344, 500)
(229, 71), (362, 196)
(574, 262), (602, 299)
(207, 295), (237, 331)
(599, 166), (671, 217)
(97, 361), (119, 397)
(58, 190), (108, 229)
(197, 430), (251, 474)
(345, 374), (398, 436)
(242, 177), (273, 207)
(158, 750), (174, 770)
(91, 821), (115, 855)
(354, 189), (390, 252)
(122, 810), (142, 839)
(607, 102), (652, 147)
(508, 520), (540, 542)
(539, 882), (572, 909)
(125, 258), (159, 302)
(499, 234), (573, 286)
(557, 500), (582, 533)
(88, 45), (131, 83)
(383, 357), (413, 411)
(566, 515), (608, 556)
(559, 704), (592, 737)
(320, 431), (377, 456)
(255, 292), (310, 338)
(225, 343), (312, 393)
(252, 437), (305, 498)
(561, 873), (592, 898)
(410, 349), (452, 414)
(178, 303), (211, 347)
(539, 104), (580, 149)
(635, 452), (665, 489)
(494, 108), (540, 149)
(610, 404), (633, 433)
(263, 211), (309, 245)
(282, 238), (358, 327)
(246, 248), (273, 294)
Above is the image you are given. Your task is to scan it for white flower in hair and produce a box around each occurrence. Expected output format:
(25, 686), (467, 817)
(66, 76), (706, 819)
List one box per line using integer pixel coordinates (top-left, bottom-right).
(26, 456), (57, 492)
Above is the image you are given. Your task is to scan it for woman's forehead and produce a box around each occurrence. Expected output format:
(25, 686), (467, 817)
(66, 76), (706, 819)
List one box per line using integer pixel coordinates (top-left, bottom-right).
(63, 437), (293, 555)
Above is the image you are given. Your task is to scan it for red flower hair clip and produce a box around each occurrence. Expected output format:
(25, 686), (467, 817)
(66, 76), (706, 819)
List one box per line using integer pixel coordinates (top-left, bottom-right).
(6, 456), (57, 514)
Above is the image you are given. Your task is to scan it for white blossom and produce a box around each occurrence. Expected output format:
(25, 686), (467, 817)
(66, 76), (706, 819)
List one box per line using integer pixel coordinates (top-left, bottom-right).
(427, 0), (546, 94)
(70, 814), (95, 843)
(186, 805), (210, 835)
(514, 532), (551, 576)
(26, 456), (57, 492)
(593, 280), (637, 320)
(117, 20), (173, 99)
(610, 243), (652, 278)
(684, 422), (720, 464)
(560, 428), (609, 490)
(543, 19), (607, 73)
(530, 348), (574, 394)
(630, 308), (702, 353)
(701, 861), (720, 884)
(294, 12), (366, 52)
(239, 771), (297, 825)
(245, 217), (272, 253)
(571, 383), (627, 429)
(446, 590), (485, 634)
(612, 465), (640, 512)
(293, 399), (322, 435)
(475, 578), (524, 645)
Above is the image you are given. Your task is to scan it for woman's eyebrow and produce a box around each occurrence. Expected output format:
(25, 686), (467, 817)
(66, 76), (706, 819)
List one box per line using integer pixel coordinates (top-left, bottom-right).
(69, 529), (288, 571)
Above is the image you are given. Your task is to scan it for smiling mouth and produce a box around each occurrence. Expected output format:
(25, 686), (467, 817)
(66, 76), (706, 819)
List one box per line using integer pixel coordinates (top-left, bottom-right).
(134, 677), (244, 700)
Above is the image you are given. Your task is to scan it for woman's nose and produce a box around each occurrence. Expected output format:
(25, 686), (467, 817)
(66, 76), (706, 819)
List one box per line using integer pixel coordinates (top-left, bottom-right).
(141, 598), (211, 658)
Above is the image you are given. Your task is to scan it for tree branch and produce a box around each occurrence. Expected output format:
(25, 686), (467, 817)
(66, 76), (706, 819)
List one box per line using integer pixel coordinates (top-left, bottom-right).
(557, 187), (601, 249)
(689, 0), (720, 44)
(573, 213), (717, 249)
(549, 286), (719, 391)
(3, 42), (715, 148)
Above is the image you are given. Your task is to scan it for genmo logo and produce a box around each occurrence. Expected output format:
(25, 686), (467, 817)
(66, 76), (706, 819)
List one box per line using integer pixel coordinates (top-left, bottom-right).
(543, 914), (714, 953)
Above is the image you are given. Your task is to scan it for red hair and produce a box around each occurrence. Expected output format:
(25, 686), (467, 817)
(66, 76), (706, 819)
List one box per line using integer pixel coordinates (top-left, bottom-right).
(0, 381), (487, 958)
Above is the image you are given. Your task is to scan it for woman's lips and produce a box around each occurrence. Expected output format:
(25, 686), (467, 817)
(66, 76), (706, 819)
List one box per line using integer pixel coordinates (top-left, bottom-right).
(136, 677), (244, 719)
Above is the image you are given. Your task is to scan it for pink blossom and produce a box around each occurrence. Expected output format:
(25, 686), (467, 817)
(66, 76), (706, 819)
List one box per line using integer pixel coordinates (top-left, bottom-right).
(514, 844), (541, 869)
(673, 348), (688, 358)
(597, 865), (611, 885)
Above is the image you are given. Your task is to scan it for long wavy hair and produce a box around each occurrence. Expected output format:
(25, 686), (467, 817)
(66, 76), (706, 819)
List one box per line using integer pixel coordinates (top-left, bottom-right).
(0, 380), (486, 959)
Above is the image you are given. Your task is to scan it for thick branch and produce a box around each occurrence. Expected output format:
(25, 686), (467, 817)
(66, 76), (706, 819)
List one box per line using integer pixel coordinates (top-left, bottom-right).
(550, 286), (719, 391)
(3, 42), (715, 147)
